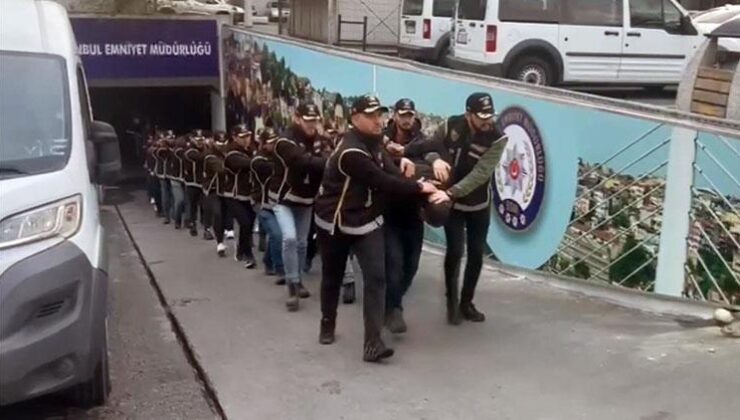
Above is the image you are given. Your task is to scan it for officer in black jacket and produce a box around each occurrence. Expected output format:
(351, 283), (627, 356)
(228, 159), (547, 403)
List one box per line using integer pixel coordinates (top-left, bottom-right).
(419, 92), (508, 325)
(382, 98), (430, 334)
(314, 95), (444, 362)
(224, 124), (258, 268)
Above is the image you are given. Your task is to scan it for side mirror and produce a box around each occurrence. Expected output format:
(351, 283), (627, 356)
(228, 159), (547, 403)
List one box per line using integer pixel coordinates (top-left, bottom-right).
(89, 120), (121, 185)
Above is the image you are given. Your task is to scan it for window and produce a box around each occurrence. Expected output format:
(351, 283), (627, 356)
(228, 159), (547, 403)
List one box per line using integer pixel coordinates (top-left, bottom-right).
(458, 0), (487, 20)
(433, 0), (456, 17)
(403, 0), (424, 15)
(562, 0), (622, 26)
(630, 0), (682, 32)
(499, 0), (560, 23)
(77, 67), (92, 138)
(0, 52), (71, 178)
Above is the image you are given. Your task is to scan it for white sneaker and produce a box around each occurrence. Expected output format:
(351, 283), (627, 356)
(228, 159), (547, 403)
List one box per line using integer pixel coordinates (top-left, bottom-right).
(225, 230), (235, 240)
(216, 243), (227, 257)
(149, 198), (156, 205)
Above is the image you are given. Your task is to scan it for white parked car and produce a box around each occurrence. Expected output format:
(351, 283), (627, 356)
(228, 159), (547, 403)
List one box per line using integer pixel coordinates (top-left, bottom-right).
(448, 0), (710, 87)
(268, 1), (290, 22)
(158, 0), (245, 19)
(399, 0), (456, 64)
(691, 5), (740, 53)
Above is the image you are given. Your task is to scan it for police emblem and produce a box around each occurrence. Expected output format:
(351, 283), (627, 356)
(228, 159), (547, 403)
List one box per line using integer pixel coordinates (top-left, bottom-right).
(492, 107), (545, 231)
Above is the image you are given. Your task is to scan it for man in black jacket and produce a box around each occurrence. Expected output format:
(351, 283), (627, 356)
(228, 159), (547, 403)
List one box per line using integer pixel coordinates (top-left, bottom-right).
(418, 92), (508, 325)
(224, 124), (258, 268)
(314, 95), (447, 362)
(269, 103), (327, 311)
(382, 98), (429, 334)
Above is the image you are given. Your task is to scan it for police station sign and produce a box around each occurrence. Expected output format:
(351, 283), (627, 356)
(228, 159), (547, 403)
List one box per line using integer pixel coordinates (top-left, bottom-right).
(70, 17), (219, 81)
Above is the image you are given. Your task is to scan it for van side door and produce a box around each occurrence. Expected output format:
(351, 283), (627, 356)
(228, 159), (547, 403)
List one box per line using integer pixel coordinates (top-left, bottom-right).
(558, 0), (625, 82)
(619, 0), (701, 84)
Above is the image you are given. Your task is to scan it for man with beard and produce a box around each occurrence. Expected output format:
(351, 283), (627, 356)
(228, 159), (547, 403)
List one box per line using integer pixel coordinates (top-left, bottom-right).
(381, 98), (429, 334)
(269, 103), (327, 311)
(224, 124), (259, 268)
(410, 92), (508, 325)
(314, 95), (448, 362)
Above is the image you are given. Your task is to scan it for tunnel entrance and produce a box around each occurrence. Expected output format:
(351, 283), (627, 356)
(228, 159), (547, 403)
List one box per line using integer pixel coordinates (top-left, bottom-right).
(89, 86), (213, 172)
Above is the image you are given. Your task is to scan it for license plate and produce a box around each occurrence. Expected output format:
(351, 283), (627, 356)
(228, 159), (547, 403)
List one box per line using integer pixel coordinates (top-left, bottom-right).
(456, 29), (468, 44)
(405, 21), (416, 34)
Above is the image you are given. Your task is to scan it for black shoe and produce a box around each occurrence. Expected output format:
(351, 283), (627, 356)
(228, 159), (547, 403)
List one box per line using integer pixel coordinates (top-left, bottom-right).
(275, 277), (286, 286)
(296, 282), (310, 299)
(234, 251), (245, 262)
(265, 268), (277, 276)
(189, 226), (198, 237)
(163, 218), (171, 225)
(363, 339), (394, 363)
(319, 317), (335, 345)
(203, 228), (214, 241)
(342, 283), (355, 305)
(447, 296), (462, 326)
(174, 221), (182, 230)
(244, 257), (256, 269)
(286, 284), (299, 312)
(385, 308), (407, 334)
(460, 303), (486, 322)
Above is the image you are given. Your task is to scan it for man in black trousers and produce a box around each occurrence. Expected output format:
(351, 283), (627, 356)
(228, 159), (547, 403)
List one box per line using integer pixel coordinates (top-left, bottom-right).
(314, 95), (448, 362)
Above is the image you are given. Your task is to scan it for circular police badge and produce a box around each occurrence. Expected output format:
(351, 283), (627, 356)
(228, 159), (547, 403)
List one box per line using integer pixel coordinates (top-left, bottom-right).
(493, 107), (546, 231)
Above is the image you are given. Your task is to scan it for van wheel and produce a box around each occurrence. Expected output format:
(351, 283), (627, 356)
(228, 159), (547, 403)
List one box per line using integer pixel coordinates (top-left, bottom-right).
(70, 320), (110, 408)
(509, 56), (555, 86)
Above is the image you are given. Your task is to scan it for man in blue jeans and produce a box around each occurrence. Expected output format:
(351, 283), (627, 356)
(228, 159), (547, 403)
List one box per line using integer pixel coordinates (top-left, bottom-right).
(268, 103), (327, 311)
(251, 128), (285, 282)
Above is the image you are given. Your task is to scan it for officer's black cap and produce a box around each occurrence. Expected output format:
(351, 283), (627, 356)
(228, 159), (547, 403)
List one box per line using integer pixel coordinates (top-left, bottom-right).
(259, 128), (279, 144)
(351, 94), (389, 115)
(465, 92), (495, 120)
(394, 98), (416, 115)
(232, 124), (250, 137)
(296, 102), (321, 121)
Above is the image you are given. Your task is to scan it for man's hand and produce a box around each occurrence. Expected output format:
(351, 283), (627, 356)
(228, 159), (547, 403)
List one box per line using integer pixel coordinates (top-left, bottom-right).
(428, 190), (451, 204)
(386, 142), (405, 157)
(399, 158), (416, 178)
(419, 181), (438, 194)
(433, 159), (451, 183)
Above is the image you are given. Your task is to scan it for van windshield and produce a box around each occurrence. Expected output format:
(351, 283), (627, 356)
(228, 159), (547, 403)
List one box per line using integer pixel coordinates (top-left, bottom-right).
(403, 0), (424, 16)
(458, 0), (487, 20)
(0, 52), (70, 179)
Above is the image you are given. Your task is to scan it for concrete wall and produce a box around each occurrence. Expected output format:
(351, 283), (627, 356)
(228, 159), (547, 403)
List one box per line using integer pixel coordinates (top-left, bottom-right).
(289, 0), (330, 43)
(54, 0), (152, 14)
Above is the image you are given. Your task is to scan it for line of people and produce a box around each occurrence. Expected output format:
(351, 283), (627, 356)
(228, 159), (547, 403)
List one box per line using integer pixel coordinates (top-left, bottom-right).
(144, 92), (508, 363)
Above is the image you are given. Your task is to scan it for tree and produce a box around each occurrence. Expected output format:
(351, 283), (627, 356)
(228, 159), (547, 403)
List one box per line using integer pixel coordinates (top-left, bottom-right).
(613, 212), (630, 229)
(573, 262), (591, 279)
(609, 235), (655, 288)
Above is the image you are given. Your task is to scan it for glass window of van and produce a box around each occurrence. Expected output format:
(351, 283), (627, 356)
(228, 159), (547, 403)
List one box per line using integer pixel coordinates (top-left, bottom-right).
(433, 0), (456, 17)
(403, 0), (424, 15)
(630, 0), (682, 32)
(0, 53), (71, 178)
(562, 0), (622, 26)
(500, 0), (560, 23)
(458, 0), (487, 20)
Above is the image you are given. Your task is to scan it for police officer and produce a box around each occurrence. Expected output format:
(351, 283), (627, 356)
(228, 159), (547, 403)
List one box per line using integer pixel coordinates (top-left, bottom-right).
(419, 92), (508, 324)
(183, 129), (208, 238)
(381, 98), (429, 334)
(224, 124), (258, 268)
(269, 102), (327, 312)
(314, 95), (445, 362)
(202, 132), (229, 257)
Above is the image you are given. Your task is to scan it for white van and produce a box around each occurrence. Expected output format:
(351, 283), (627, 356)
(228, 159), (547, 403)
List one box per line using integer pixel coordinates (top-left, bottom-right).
(448, 0), (705, 86)
(0, 0), (120, 407)
(399, 0), (456, 64)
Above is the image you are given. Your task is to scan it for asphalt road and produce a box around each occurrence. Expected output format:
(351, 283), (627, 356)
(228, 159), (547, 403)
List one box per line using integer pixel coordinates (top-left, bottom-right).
(0, 205), (217, 420)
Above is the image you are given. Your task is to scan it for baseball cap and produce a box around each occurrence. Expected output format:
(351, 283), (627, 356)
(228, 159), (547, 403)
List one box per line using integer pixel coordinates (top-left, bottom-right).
(351, 94), (389, 115)
(259, 128), (279, 144)
(465, 92), (495, 120)
(232, 124), (250, 137)
(296, 102), (321, 121)
(394, 98), (416, 115)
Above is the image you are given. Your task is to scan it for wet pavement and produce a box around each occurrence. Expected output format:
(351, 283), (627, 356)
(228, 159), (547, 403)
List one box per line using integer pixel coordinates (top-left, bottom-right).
(107, 188), (737, 420)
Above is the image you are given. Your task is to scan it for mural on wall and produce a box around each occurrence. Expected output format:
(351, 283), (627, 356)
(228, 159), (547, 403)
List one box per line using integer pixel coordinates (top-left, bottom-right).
(222, 27), (740, 302)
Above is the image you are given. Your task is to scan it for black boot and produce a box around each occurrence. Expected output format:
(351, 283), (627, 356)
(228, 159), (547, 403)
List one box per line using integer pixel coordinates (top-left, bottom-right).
(447, 295), (462, 326)
(243, 256), (256, 269)
(163, 218), (171, 225)
(275, 277), (286, 286)
(319, 317), (335, 345)
(296, 282), (310, 299)
(286, 284), (299, 312)
(189, 224), (198, 237)
(460, 302), (485, 322)
(174, 220), (181, 230)
(342, 283), (355, 304)
(203, 228), (214, 241)
(363, 339), (394, 363)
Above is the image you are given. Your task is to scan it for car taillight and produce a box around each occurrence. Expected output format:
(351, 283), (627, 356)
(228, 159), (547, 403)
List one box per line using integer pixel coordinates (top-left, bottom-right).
(422, 19), (431, 39)
(486, 25), (497, 52)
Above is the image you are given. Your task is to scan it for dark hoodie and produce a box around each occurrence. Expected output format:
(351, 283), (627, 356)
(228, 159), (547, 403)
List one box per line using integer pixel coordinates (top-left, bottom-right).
(384, 118), (430, 226)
